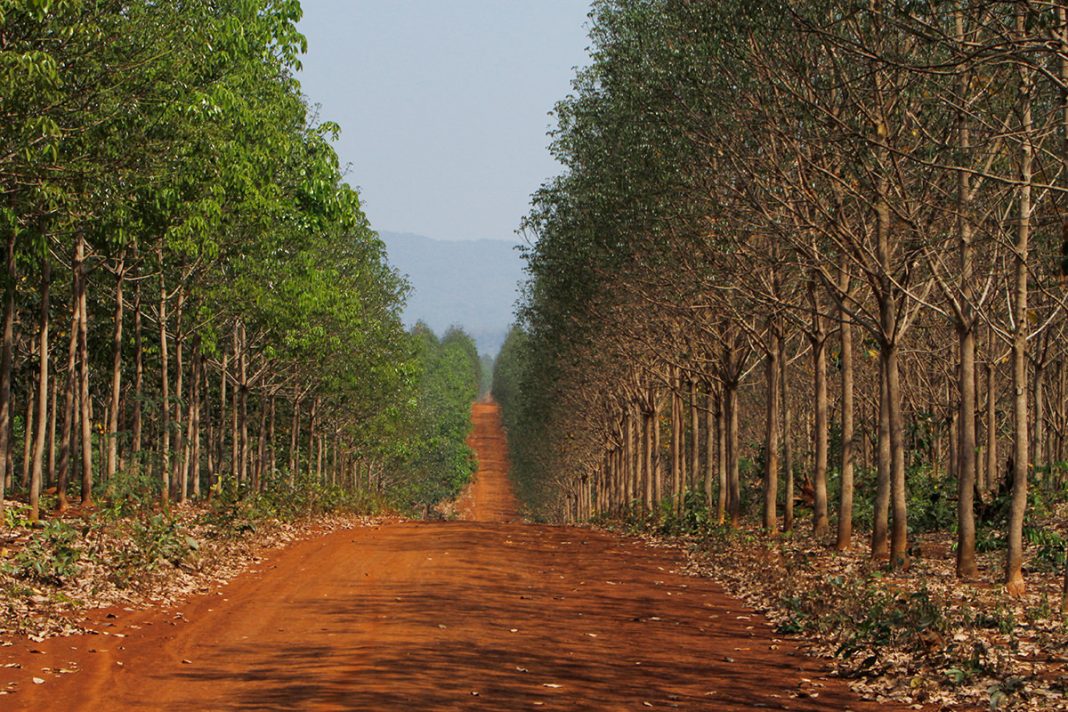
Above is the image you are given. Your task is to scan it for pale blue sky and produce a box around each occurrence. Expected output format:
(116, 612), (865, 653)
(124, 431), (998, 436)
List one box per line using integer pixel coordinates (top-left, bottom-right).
(296, 0), (591, 242)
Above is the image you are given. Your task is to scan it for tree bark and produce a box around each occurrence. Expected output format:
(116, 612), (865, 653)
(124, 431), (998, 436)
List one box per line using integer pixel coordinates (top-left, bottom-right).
(76, 233), (92, 506)
(872, 355), (891, 559)
(837, 278), (855, 550)
(727, 379), (740, 527)
(107, 257), (124, 480)
(0, 230), (15, 522)
(1006, 15), (1031, 595)
(131, 262), (143, 456)
(29, 257), (50, 522)
(57, 247), (79, 511)
(704, 386), (715, 512)
(158, 242), (170, 507)
(763, 324), (780, 532)
(811, 297), (829, 538)
(781, 338), (794, 533)
(887, 342), (909, 570)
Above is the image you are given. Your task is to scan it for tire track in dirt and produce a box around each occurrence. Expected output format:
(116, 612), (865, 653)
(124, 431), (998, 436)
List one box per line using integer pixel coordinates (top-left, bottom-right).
(1, 401), (904, 710)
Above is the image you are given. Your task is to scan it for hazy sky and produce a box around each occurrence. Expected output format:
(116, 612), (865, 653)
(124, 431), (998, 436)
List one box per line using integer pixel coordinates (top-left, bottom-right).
(296, 0), (591, 242)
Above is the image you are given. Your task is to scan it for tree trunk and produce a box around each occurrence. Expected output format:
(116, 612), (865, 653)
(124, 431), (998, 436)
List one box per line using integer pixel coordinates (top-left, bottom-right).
(689, 378), (699, 495)
(872, 355), (891, 559)
(238, 323), (248, 487)
(0, 230), (15, 522)
(29, 257), (50, 522)
(957, 325), (978, 578)
(47, 368), (56, 487)
(704, 386), (715, 511)
(173, 289), (185, 499)
(887, 343), (909, 570)
(289, 398), (300, 482)
(158, 242), (170, 507)
(131, 264), (143, 456)
(57, 248), (79, 511)
(107, 258), (124, 480)
(192, 350), (203, 499)
(781, 338), (794, 533)
(670, 372), (682, 514)
(811, 304), (829, 538)
(837, 283), (855, 550)
(268, 395), (276, 484)
(716, 389), (727, 525)
(652, 396), (662, 514)
(763, 326), (780, 532)
(1006, 18), (1031, 595)
(727, 380), (740, 527)
(76, 233), (92, 506)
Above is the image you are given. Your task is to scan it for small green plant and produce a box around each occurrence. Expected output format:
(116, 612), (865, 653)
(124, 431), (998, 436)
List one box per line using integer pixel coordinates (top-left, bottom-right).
(4, 519), (83, 585)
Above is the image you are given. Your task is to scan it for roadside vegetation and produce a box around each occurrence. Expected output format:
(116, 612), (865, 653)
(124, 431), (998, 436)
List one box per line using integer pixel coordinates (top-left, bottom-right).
(0, 0), (481, 634)
(495, 1), (1068, 708)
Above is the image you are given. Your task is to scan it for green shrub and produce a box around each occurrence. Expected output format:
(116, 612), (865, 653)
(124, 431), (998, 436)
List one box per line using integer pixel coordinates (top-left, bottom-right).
(4, 519), (82, 585)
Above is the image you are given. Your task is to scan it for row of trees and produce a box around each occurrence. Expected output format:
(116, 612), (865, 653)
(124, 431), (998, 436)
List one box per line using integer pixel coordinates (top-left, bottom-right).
(496, 0), (1068, 602)
(0, 1), (479, 523)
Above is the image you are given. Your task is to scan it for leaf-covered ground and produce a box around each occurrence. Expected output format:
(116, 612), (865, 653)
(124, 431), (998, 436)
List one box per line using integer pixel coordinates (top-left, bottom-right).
(629, 512), (1066, 711)
(0, 503), (382, 646)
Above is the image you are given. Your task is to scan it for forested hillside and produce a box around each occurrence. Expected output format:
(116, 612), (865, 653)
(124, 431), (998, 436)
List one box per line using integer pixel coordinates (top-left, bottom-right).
(495, 1), (1067, 706)
(380, 231), (523, 355)
(0, 0), (482, 609)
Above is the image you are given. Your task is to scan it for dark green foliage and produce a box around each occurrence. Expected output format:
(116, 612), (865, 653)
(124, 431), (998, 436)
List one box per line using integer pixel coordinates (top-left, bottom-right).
(4, 520), (82, 585)
(385, 325), (481, 512)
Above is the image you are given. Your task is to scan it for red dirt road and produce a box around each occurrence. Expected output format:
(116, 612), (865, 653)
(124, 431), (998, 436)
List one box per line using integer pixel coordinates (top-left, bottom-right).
(1, 401), (894, 710)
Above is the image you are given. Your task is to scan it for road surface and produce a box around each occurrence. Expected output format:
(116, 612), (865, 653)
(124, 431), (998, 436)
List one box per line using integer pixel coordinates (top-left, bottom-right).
(2, 401), (892, 710)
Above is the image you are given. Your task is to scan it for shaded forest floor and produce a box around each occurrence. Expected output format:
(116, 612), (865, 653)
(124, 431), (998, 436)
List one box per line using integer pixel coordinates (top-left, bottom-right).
(607, 513), (1067, 710)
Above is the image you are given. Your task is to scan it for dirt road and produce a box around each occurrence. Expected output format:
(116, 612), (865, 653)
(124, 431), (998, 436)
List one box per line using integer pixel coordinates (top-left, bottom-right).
(1, 401), (892, 710)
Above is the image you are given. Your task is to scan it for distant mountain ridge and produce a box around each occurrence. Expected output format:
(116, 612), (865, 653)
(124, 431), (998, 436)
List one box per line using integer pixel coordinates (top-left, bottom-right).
(379, 231), (525, 356)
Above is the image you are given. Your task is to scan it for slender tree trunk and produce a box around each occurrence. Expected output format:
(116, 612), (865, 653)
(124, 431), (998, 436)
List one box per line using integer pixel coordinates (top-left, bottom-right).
(131, 266), (143, 456)
(1006, 20), (1032, 595)
(47, 368), (56, 487)
(781, 338), (794, 532)
(670, 371), (682, 514)
(173, 289), (184, 498)
(763, 326), (780, 532)
(76, 234), (92, 506)
(986, 347), (997, 498)
(837, 281), (855, 550)
(689, 378), (699, 495)
(652, 396), (662, 514)
(57, 250), (79, 511)
(158, 243), (170, 507)
(21, 382), (34, 490)
(239, 323), (248, 487)
(872, 356), (891, 559)
(958, 326), (978, 578)
(218, 344), (228, 488)
(268, 395), (276, 484)
(107, 258), (124, 480)
(811, 303), (829, 538)
(716, 389), (727, 525)
(0, 230), (15, 522)
(29, 258), (50, 522)
(727, 380), (740, 527)
(887, 343), (909, 570)
(229, 327), (239, 484)
(289, 398), (300, 482)
(704, 386), (715, 511)
(193, 351), (203, 499)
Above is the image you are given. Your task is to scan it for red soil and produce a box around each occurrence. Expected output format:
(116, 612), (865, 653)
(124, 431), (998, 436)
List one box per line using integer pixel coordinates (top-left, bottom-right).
(0, 401), (902, 710)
